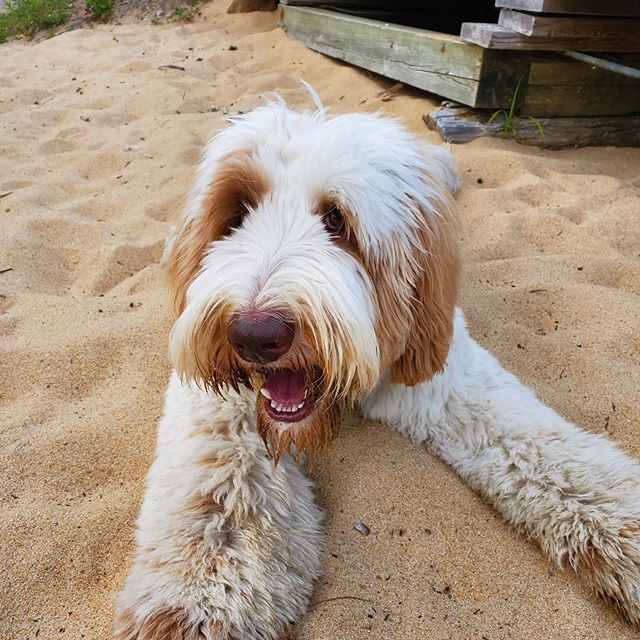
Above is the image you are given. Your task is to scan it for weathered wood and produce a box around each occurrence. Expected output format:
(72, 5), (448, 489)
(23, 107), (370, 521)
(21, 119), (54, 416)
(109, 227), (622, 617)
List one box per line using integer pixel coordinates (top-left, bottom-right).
(460, 22), (640, 51)
(522, 55), (640, 116)
(280, 5), (639, 117)
(562, 51), (640, 81)
(424, 107), (491, 143)
(424, 107), (640, 148)
(279, 6), (530, 108)
(528, 54), (640, 86)
(521, 84), (640, 117)
(495, 0), (640, 18)
(499, 10), (640, 39)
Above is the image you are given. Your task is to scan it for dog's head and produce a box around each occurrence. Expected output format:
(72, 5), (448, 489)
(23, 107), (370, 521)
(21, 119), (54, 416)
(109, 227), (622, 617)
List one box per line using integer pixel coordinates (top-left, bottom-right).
(167, 103), (461, 462)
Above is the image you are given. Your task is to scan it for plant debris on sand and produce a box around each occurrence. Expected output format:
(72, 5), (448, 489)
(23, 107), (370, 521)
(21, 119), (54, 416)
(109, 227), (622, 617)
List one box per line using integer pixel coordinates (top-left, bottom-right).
(0, 0), (207, 43)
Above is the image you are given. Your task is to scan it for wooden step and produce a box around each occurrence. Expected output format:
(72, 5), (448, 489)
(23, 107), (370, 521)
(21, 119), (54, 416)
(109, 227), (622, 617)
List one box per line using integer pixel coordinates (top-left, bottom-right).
(460, 22), (640, 51)
(499, 10), (640, 39)
(495, 0), (640, 18)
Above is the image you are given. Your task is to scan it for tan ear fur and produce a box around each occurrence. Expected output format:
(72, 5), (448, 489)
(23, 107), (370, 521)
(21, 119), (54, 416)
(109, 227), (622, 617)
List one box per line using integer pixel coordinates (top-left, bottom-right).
(166, 155), (270, 316)
(389, 193), (461, 386)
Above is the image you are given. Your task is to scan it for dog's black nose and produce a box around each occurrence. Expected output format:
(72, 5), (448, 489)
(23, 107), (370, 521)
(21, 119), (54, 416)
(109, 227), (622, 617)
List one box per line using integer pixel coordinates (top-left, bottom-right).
(227, 313), (295, 364)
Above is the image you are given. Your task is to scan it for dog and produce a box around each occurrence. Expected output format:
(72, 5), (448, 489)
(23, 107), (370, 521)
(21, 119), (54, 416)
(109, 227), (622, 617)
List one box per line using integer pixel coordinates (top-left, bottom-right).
(115, 101), (640, 639)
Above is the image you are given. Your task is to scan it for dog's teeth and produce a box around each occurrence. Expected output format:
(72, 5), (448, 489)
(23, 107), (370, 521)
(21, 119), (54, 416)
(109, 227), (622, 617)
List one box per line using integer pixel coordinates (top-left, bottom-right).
(260, 387), (272, 400)
(269, 400), (304, 413)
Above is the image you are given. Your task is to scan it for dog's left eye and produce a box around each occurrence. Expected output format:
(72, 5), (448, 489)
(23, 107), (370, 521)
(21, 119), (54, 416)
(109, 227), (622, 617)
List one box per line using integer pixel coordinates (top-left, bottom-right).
(322, 207), (344, 235)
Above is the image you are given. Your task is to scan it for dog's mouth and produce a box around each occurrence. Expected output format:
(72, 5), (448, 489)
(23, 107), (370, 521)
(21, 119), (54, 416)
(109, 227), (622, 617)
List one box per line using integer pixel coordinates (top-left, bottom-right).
(259, 369), (318, 424)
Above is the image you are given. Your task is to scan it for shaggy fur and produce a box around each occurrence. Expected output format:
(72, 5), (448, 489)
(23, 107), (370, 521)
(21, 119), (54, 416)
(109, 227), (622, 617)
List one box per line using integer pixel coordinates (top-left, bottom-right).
(116, 102), (640, 639)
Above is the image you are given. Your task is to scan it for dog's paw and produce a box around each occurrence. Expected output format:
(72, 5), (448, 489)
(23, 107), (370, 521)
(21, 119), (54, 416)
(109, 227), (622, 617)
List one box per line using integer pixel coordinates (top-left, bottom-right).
(115, 603), (296, 640)
(567, 519), (640, 625)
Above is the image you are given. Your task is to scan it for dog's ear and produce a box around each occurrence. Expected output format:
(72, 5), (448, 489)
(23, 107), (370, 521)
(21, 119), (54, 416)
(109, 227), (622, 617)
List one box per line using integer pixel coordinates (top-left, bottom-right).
(166, 155), (269, 316)
(165, 215), (211, 317)
(389, 148), (461, 386)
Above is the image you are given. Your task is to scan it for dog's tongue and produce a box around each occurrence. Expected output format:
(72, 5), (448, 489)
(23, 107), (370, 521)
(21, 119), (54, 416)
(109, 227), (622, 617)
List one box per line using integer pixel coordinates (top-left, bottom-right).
(265, 370), (307, 405)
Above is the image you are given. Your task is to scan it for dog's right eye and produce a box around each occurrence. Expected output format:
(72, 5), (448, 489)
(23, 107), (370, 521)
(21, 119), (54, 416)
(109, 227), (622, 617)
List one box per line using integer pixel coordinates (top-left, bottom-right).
(322, 206), (345, 235)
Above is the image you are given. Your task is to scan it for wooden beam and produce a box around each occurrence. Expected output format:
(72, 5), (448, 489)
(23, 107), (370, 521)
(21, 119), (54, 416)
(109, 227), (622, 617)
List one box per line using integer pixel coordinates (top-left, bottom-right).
(521, 84), (640, 117)
(495, 0), (640, 18)
(528, 54), (640, 86)
(562, 51), (640, 80)
(499, 10), (640, 39)
(280, 6), (639, 117)
(460, 22), (640, 51)
(279, 6), (530, 108)
(424, 106), (640, 148)
(520, 54), (640, 116)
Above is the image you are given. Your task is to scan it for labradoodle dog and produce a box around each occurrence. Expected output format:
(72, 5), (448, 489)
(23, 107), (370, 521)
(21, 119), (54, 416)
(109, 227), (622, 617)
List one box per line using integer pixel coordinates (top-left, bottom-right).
(115, 101), (640, 639)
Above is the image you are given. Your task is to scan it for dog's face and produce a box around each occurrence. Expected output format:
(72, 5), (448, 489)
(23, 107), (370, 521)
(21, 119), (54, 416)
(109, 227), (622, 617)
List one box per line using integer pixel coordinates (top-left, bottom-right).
(167, 104), (460, 462)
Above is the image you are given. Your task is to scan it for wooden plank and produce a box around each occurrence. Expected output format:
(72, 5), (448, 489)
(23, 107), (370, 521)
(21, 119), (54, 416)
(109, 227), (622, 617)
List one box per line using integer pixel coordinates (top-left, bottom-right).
(460, 22), (640, 51)
(475, 55), (531, 108)
(424, 108), (489, 143)
(563, 51), (640, 80)
(279, 6), (529, 108)
(521, 84), (640, 117)
(424, 107), (640, 148)
(495, 0), (640, 18)
(499, 10), (640, 39)
(528, 54), (640, 86)
(522, 55), (640, 116)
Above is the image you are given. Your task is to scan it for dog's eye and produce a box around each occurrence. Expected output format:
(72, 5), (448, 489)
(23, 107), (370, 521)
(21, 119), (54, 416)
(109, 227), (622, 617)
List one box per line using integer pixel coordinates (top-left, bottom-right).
(322, 207), (344, 235)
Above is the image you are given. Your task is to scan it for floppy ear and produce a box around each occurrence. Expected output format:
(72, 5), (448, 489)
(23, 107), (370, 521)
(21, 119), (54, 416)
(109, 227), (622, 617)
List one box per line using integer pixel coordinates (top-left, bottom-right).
(389, 151), (461, 386)
(166, 215), (212, 318)
(166, 154), (270, 316)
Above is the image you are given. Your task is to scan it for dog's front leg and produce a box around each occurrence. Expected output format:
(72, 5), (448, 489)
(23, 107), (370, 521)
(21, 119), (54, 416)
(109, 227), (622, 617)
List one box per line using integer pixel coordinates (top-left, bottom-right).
(115, 374), (323, 639)
(363, 311), (640, 624)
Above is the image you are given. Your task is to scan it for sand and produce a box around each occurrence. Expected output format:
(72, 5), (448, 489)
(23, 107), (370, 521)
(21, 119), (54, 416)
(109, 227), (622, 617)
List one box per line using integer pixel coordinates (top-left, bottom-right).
(1, 3), (639, 638)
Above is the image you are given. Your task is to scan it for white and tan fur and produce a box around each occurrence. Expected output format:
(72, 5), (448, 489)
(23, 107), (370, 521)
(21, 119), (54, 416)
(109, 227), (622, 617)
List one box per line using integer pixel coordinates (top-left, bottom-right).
(115, 102), (640, 639)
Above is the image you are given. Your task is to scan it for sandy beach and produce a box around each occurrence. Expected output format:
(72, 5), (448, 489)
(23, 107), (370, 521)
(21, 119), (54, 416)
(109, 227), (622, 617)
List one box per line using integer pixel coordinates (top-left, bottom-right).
(1, 2), (639, 638)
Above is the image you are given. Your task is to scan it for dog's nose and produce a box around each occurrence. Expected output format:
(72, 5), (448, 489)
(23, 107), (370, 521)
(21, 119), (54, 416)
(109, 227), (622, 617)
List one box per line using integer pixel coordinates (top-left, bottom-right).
(227, 314), (295, 364)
